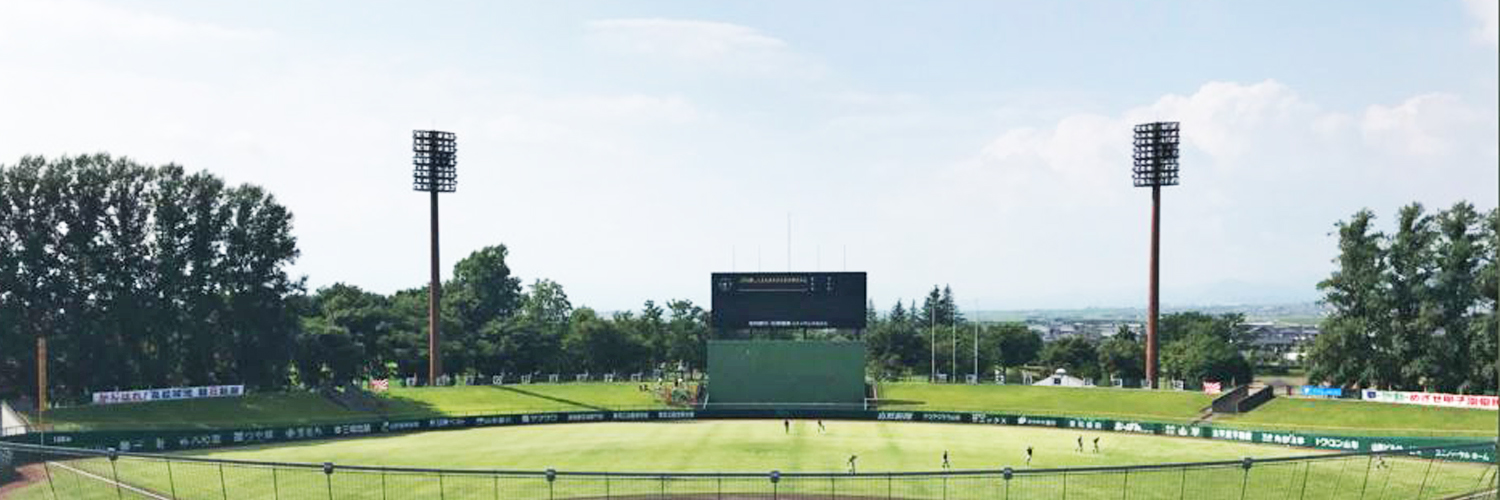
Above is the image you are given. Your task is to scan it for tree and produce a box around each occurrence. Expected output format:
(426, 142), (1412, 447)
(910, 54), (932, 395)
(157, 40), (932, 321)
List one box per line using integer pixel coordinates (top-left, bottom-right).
(940, 285), (964, 325)
(1430, 203), (1484, 392)
(1158, 312), (1251, 348)
(1468, 210), (1499, 393)
(917, 286), (941, 327)
(664, 299), (709, 370)
(448, 245), (523, 332)
(1039, 337), (1100, 380)
(866, 302), (927, 376)
(0, 155), (302, 399)
(295, 318), (364, 387)
(1162, 333), (1252, 385)
(992, 323), (1043, 369)
(1098, 335), (1145, 381)
(562, 308), (646, 373)
(1308, 209), (1386, 389)
(1386, 203), (1437, 388)
(889, 301), (909, 325)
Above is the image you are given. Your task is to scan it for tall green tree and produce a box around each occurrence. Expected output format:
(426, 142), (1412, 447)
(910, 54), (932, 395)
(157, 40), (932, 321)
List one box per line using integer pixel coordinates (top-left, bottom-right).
(1468, 210), (1499, 393)
(1308, 209), (1388, 389)
(1430, 203), (1484, 392)
(447, 245), (523, 333)
(0, 155), (302, 399)
(1386, 203), (1437, 388)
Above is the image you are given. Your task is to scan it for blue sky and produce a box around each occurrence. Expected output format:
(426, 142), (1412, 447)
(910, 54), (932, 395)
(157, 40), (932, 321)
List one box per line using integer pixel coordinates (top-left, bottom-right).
(1, 0), (1496, 311)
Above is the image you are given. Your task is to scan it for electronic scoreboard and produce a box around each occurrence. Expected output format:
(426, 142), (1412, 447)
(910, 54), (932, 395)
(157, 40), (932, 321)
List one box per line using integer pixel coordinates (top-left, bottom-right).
(709, 272), (867, 329)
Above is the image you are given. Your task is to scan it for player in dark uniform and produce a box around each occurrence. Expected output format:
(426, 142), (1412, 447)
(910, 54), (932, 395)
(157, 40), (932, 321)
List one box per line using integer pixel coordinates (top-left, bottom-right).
(847, 454), (858, 474)
(817, 420), (826, 433)
(784, 419), (790, 434)
(1076, 435), (1084, 452)
(942, 450), (951, 469)
(1025, 446), (1033, 465)
(1092, 436), (1100, 453)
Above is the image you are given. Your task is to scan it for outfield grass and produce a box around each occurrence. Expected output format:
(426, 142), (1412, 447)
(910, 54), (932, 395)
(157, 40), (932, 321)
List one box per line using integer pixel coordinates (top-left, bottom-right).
(1214, 397), (1499, 437)
(877, 382), (1214, 422)
(188, 420), (1313, 471)
(11, 421), (1492, 499)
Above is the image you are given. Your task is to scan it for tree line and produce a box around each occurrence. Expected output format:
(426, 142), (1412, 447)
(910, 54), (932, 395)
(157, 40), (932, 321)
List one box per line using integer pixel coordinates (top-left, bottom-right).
(0, 155), (718, 401)
(297, 248), (713, 386)
(1308, 203), (1498, 393)
(861, 284), (1253, 385)
(1, 155), (301, 400)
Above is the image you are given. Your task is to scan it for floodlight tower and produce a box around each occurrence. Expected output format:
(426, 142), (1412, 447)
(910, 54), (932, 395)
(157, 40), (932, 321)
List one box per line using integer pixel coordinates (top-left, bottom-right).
(413, 130), (457, 384)
(1132, 122), (1180, 390)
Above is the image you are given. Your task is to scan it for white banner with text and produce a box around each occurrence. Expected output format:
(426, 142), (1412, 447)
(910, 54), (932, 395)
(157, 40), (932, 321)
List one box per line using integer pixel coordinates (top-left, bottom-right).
(92, 385), (245, 405)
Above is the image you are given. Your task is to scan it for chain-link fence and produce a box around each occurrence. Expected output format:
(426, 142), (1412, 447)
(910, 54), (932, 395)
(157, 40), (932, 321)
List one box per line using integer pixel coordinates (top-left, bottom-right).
(2, 441), (1496, 500)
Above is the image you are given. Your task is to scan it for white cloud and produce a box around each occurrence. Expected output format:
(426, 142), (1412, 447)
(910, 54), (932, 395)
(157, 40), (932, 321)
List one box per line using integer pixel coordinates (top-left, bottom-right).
(1361, 93), (1484, 158)
(1464, 0), (1499, 48)
(908, 80), (1497, 306)
(585, 18), (818, 76)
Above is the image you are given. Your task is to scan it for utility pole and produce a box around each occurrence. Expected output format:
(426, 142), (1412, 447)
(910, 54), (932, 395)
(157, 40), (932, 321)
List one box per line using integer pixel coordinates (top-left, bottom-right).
(973, 300), (979, 383)
(950, 307), (956, 384)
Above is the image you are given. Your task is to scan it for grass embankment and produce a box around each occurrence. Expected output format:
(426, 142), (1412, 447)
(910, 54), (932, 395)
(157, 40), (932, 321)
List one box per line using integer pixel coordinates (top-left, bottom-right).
(881, 383), (1497, 437)
(877, 382), (1214, 422)
(378, 383), (667, 414)
(36, 392), (366, 431)
(1214, 397), (1498, 437)
(31, 382), (1499, 438)
(36, 383), (665, 431)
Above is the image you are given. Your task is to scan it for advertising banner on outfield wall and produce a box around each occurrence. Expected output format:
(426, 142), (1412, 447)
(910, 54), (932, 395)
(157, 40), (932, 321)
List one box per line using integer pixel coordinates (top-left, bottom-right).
(5, 408), (1491, 464)
(1361, 389), (1498, 410)
(91, 385), (245, 405)
(1300, 386), (1343, 397)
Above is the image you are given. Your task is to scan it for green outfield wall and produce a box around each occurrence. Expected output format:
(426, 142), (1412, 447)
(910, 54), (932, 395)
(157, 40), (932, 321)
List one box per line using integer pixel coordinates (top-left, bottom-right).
(706, 340), (866, 405)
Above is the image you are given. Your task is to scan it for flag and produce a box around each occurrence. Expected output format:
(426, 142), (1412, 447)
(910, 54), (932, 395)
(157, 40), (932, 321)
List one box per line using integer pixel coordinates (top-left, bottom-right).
(371, 379), (389, 393)
(1203, 381), (1222, 395)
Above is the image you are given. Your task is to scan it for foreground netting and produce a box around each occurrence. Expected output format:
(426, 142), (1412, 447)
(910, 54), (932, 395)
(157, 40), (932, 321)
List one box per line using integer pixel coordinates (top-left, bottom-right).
(1, 441), (1496, 500)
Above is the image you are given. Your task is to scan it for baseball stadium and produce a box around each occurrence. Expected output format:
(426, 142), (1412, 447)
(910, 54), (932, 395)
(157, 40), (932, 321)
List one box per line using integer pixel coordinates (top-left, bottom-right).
(1, 123), (1497, 500)
(2, 272), (1497, 499)
(3, 2), (1500, 499)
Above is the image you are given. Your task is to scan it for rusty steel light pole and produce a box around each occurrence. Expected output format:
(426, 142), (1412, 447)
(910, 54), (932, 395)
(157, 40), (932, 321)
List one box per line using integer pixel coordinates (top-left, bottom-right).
(413, 130), (457, 385)
(1133, 122), (1180, 390)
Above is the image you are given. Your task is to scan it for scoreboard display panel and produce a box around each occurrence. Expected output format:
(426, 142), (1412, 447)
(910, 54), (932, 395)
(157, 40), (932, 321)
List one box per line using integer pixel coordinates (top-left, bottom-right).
(710, 272), (867, 329)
